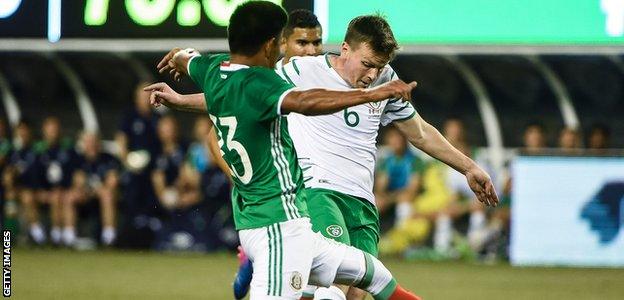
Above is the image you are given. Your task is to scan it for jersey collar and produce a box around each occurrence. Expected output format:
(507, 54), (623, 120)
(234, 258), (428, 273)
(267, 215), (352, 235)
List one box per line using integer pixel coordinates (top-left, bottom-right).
(220, 61), (249, 72)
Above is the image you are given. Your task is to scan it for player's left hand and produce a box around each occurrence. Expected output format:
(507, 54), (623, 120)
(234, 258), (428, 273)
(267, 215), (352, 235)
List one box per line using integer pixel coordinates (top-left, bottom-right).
(465, 165), (499, 207)
(157, 47), (199, 81)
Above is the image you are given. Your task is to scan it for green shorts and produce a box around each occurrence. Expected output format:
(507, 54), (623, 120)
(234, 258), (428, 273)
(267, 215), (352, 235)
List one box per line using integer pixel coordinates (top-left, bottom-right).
(305, 188), (380, 257)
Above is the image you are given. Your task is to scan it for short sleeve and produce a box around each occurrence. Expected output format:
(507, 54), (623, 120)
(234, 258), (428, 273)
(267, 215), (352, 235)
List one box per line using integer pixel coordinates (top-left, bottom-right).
(188, 55), (211, 86)
(245, 68), (296, 121)
(380, 70), (417, 126)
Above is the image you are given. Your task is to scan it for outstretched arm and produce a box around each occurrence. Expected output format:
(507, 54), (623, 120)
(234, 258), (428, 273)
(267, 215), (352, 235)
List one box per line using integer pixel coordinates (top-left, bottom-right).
(281, 80), (417, 116)
(143, 83), (207, 112)
(394, 114), (499, 207)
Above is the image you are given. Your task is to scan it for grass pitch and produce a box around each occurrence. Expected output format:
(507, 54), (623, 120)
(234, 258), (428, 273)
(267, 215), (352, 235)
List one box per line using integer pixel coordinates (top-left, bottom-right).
(12, 248), (624, 299)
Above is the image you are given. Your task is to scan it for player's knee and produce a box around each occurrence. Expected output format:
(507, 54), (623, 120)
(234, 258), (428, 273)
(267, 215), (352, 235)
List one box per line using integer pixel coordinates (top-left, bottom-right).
(346, 287), (367, 300)
(333, 247), (393, 298)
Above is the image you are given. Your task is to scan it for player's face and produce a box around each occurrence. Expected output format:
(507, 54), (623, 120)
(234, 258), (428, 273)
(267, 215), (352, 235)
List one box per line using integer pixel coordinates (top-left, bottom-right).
(281, 27), (322, 61)
(443, 120), (465, 145)
(135, 85), (151, 113)
(82, 133), (100, 157)
(385, 129), (407, 154)
(523, 126), (545, 149)
(15, 125), (31, 144)
(158, 118), (178, 143)
(340, 42), (389, 88)
(43, 119), (61, 143)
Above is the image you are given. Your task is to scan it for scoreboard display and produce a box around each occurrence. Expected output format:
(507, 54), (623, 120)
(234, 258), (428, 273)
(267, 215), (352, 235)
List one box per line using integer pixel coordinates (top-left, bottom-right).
(0, 0), (312, 41)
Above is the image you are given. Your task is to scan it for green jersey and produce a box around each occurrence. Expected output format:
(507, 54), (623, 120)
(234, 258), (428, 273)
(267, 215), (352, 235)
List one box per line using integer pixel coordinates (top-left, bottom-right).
(189, 54), (308, 230)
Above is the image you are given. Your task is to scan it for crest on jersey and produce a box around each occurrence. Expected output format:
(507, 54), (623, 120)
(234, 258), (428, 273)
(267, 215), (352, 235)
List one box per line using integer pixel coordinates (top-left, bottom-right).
(326, 225), (344, 238)
(365, 102), (383, 115)
(290, 271), (303, 290)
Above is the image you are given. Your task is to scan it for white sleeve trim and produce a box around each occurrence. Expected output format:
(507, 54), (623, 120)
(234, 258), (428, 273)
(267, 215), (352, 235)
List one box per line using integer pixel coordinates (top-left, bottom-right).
(186, 54), (201, 75)
(277, 87), (299, 116)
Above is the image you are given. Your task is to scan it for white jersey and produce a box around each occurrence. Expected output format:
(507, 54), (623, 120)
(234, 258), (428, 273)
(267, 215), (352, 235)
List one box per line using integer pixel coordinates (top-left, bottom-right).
(278, 54), (416, 204)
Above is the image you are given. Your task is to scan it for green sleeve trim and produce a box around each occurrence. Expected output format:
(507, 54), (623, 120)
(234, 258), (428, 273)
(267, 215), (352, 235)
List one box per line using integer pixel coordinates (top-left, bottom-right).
(392, 110), (416, 122)
(390, 70), (396, 80)
(374, 278), (398, 300)
(385, 103), (411, 114)
(387, 98), (401, 104)
(356, 253), (375, 290)
(281, 66), (295, 85)
(291, 59), (300, 75)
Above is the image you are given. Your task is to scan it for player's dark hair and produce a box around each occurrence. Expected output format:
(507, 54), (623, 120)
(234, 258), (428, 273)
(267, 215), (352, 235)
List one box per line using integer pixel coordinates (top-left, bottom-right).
(283, 9), (321, 38)
(344, 15), (399, 59)
(228, 1), (288, 56)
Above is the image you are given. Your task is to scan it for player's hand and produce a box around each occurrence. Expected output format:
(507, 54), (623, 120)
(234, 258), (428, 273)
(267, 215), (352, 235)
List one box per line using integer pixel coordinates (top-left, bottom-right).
(368, 79), (417, 102)
(465, 165), (499, 207)
(143, 82), (181, 108)
(157, 47), (199, 81)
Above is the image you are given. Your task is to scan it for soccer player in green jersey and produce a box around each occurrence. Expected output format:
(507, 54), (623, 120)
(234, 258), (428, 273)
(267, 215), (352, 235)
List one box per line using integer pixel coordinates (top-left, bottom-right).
(145, 2), (422, 299)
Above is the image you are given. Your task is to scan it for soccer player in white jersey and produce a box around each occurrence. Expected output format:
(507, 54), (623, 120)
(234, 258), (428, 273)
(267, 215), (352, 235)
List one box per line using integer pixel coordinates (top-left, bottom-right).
(276, 15), (498, 300)
(154, 12), (498, 300)
(147, 2), (425, 299)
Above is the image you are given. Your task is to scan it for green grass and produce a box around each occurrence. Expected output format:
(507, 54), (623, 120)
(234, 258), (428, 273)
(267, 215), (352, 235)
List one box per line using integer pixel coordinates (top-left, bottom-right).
(12, 248), (624, 299)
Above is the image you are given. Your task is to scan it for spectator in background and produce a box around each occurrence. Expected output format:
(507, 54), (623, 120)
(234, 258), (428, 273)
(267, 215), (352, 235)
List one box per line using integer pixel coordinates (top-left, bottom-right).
(586, 123), (611, 151)
(435, 118), (488, 254)
(188, 116), (234, 250)
(3, 121), (42, 244)
(152, 115), (206, 250)
(63, 132), (120, 247)
(374, 125), (425, 225)
(558, 126), (581, 154)
(379, 118), (490, 257)
(36, 116), (78, 245)
(522, 122), (547, 154)
(115, 82), (161, 247)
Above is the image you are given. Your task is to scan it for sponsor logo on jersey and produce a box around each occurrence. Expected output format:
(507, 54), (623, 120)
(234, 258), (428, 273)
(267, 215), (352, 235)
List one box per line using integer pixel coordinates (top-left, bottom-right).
(290, 271), (303, 290)
(326, 225), (344, 238)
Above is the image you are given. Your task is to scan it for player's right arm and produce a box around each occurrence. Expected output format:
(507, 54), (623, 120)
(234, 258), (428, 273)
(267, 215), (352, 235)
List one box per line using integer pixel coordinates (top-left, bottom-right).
(280, 80), (416, 115)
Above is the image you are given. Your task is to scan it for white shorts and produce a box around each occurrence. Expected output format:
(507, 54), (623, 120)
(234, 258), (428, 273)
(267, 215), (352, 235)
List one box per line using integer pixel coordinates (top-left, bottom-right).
(239, 217), (348, 299)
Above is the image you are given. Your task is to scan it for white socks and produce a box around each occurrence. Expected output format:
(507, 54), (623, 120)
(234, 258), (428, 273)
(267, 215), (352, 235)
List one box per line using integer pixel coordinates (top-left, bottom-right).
(62, 227), (77, 246)
(102, 227), (116, 246)
(434, 214), (452, 253)
(50, 227), (62, 245)
(29, 223), (46, 244)
(468, 211), (487, 250)
(395, 202), (412, 226)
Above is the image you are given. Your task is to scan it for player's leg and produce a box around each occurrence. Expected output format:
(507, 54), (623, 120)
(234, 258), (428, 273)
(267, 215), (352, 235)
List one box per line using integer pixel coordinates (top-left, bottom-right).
(97, 188), (117, 245)
(334, 193), (381, 300)
(46, 188), (64, 245)
(309, 235), (421, 300)
(61, 188), (88, 246)
(20, 188), (46, 244)
(305, 188), (352, 299)
(233, 246), (253, 300)
(239, 218), (315, 299)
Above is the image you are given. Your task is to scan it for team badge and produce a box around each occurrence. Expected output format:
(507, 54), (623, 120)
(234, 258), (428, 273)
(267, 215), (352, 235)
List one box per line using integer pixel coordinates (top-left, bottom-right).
(326, 225), (344, 238)
(290, 271), (303, 290)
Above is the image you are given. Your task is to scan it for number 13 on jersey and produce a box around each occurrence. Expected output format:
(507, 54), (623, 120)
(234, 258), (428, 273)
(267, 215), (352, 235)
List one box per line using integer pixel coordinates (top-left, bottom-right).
(209, 115), (254, 184)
